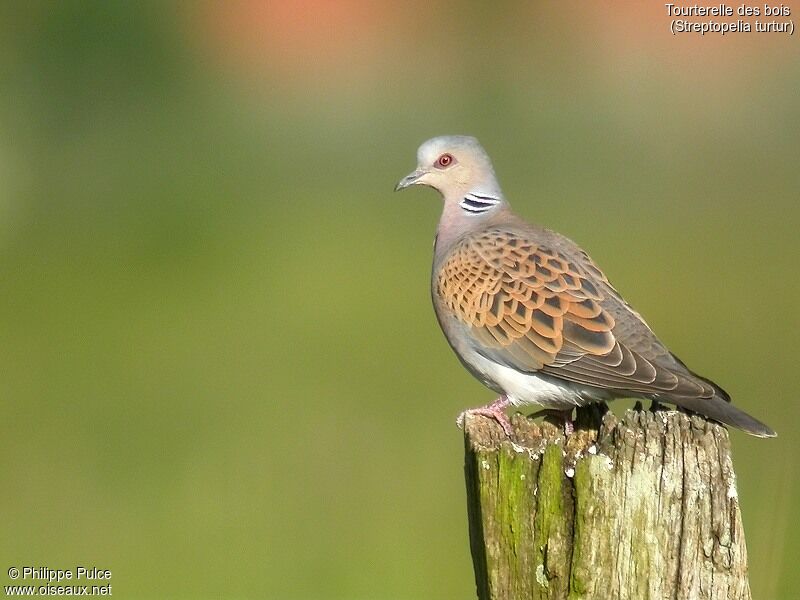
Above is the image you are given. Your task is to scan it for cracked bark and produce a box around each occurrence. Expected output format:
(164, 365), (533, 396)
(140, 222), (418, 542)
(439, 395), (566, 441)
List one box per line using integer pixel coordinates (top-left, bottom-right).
(463, 408), (751, 600)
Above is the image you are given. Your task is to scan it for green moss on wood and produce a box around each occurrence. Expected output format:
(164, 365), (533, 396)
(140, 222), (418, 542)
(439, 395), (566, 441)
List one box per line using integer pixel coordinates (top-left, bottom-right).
(531, 443), (571, 598)
(464, 410), (752, 600)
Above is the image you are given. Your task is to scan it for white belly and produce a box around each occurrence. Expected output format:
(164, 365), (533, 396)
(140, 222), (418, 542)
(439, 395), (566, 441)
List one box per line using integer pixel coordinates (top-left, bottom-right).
(434, 303), (611, 409)
(464, 348), (610, 409)
(494, 363), (583, 407)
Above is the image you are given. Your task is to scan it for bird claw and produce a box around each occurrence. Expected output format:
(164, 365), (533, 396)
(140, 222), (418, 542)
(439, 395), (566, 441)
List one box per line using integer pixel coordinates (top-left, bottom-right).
(457, 396), (514, 437)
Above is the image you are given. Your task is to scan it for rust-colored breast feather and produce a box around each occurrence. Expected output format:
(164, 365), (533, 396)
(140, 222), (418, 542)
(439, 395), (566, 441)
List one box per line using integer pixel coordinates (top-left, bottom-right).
(437, 228), (616, 370)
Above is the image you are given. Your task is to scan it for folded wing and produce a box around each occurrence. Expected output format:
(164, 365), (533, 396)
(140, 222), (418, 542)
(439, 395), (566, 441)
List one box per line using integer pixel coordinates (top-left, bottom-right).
(436, 227), (713, 399)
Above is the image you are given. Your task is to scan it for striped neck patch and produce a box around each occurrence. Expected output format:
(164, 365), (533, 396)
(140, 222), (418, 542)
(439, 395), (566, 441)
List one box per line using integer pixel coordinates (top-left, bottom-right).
(459, 193), (501, 215)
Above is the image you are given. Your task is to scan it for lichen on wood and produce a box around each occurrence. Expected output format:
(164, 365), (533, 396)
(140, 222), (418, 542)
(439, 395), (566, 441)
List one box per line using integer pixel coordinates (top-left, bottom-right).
(463, 408), (751, 600)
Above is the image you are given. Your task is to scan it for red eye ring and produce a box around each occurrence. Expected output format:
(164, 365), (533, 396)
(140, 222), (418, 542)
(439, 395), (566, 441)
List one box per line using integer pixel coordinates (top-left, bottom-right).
(435, 153), (455, 168)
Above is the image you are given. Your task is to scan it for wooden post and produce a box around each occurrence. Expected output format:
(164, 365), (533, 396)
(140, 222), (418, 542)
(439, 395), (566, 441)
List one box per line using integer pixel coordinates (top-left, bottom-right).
(463, 407), (751, 600)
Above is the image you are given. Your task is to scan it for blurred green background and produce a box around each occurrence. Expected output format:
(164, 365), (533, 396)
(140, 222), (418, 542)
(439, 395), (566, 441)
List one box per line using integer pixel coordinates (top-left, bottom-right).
(1, 1), (798, 598)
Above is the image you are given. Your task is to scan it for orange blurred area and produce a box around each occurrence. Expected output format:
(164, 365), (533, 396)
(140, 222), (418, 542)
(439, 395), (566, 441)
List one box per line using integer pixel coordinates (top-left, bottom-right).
(190, 0), (414, 79)
(179, 0), (800, 103)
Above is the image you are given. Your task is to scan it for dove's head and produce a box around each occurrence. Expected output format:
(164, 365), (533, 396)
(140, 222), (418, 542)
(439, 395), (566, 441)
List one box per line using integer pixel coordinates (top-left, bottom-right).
(395, 136), (505, 213)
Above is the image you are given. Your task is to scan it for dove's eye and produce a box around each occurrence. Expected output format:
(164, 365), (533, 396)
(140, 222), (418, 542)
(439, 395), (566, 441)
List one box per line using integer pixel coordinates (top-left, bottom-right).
(435, 153), (455, 168)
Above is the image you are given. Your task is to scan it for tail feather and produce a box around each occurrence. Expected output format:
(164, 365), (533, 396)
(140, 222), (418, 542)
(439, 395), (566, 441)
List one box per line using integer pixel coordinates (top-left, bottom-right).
(667, 392), (776, 438)
(658, 359), (775, 437)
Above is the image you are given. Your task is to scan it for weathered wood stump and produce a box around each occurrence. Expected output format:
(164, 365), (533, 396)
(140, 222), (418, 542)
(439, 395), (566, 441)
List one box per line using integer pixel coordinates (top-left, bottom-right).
(464, 407), (751, 600)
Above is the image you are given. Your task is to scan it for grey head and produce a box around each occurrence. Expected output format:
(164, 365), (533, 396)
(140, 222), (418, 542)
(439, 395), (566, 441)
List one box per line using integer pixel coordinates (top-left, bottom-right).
(395, 135), (507, 217)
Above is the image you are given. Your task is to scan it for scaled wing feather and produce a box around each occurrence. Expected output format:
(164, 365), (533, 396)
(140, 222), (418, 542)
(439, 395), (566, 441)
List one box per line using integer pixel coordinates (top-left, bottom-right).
(436, 228), (713, 398)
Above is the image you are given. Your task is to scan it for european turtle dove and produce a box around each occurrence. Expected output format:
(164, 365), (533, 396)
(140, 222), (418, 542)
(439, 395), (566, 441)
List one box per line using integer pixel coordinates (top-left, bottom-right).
(396, 135), (775, 438)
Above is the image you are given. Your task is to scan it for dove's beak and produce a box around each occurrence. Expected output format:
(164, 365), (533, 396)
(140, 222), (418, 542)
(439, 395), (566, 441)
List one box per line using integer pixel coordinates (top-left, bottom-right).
(394, 169), (427, 192)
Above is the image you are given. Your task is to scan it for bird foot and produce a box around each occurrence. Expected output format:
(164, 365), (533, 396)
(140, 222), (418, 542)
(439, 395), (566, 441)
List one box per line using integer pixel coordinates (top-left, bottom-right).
(457, 395), (513, 436)
(528, 408), (575, 436)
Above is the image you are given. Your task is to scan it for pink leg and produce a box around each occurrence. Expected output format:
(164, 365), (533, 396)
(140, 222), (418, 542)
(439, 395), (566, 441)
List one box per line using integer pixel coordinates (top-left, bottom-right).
(457, 395), (513, 437)
(528, 408), (574, 436)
